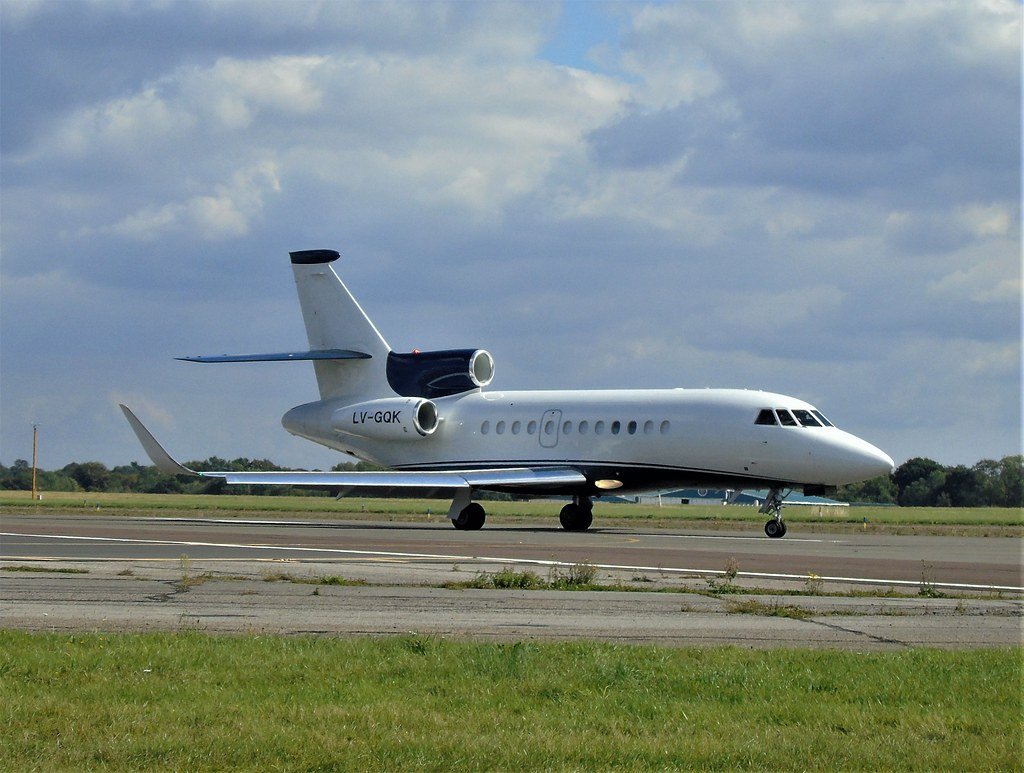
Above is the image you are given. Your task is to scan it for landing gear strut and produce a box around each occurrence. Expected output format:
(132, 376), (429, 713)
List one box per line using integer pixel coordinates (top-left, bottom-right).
(760, 487), (787, 538)
(559, 496), (593, 531)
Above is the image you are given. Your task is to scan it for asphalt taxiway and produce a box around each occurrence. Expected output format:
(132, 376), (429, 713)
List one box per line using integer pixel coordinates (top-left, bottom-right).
(2, 513), (1021, 649)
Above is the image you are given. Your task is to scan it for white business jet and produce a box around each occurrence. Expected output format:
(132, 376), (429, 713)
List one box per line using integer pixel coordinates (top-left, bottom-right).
(122, 249), (894, 537)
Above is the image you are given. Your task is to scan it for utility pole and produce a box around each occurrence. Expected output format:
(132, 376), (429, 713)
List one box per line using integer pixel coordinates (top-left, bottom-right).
(31, 424), (39, 500)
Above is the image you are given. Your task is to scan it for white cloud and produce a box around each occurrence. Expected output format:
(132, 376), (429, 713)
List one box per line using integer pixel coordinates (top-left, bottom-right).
(600, 0), (1020, 204)
(100, 161), (281, 241)
(20, 50), (626, 228)
(959, 204), (1013, 239)
(189, 55), (326, 130)
(48, 87), (196, 159)
(927, 257), (1022, 305)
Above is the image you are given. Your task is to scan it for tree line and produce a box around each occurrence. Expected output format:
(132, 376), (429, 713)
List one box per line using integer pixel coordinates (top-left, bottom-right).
(833, 455), (1021, 507)
(1, 454), (1020, 507)
(0, 458), (380, 498)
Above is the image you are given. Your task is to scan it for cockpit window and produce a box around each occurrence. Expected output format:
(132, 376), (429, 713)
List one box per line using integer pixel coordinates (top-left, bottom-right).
(776, 409), (798, 426)
(792, 409), (822, 427)
(760, 407), (835, 428)
(811, 409), (834, 427)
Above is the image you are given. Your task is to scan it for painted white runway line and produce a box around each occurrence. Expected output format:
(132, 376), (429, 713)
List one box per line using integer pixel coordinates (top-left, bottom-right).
(3, 531), (1021, 593)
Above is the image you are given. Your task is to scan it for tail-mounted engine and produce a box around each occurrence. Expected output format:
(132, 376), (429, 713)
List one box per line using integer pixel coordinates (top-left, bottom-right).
(386, 349), (494, 399)
(333, 397), (439, 440)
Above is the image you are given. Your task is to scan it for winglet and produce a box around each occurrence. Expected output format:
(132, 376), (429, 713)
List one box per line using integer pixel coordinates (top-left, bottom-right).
(119, 404), (196, 476)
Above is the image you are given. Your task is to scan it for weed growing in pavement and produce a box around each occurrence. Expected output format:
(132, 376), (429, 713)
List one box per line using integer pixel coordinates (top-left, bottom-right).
(724, 556), (739, 581)
(918, 562), (947, 598)
(1, 565), (88, 574)
(705, 557), (742, 594)
(446, 564), (605, 591)
(548, 562), (598, 589)
(727, 599), (814, 620)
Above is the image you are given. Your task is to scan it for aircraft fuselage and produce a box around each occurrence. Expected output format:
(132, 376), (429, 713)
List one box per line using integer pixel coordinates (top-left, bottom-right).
(282, 386), (893, 498)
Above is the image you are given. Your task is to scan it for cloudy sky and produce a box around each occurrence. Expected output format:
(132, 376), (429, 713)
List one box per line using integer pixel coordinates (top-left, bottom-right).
(2, 0), (1020, 472)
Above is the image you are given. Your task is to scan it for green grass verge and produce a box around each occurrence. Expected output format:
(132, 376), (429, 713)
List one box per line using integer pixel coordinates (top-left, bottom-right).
(2, 490), (1020, 528)
(0, 632), (1019, 770)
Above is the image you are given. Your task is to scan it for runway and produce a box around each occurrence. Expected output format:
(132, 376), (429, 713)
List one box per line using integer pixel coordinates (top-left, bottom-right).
(2, 513), (1021, 649)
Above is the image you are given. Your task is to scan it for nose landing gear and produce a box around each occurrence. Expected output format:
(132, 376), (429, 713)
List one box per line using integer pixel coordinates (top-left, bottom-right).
(760, 487), (788, 538)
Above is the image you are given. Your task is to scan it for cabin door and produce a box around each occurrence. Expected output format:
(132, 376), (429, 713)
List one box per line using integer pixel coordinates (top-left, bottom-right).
(539, 410), (561, 448)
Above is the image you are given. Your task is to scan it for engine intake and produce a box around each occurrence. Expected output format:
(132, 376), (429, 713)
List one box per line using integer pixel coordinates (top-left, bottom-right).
(386, 349), (494, 398)
(333, 397), (439, 440)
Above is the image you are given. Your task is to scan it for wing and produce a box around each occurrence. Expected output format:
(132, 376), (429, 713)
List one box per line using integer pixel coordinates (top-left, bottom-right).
(119, 404), (586, 496)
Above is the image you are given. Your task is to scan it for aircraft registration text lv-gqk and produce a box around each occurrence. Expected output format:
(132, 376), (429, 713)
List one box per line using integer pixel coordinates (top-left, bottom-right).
(122, 249), (895, 537)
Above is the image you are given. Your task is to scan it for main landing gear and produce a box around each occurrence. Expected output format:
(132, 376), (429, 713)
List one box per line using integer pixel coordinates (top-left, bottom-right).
(760, 487), (787, 538)
(449, 495), (595, 532)
(452, 501), (486, 530)
(559, 496), (593, 532)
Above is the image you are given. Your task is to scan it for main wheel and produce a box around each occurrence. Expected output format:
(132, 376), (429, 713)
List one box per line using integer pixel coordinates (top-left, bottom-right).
(559, 503), (593, 531)
(452, 502), (486, 531)
(764, 519), (785, 538)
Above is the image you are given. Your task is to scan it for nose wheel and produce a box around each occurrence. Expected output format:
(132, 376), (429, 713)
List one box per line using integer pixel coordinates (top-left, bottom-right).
(760, 487), (788, 538)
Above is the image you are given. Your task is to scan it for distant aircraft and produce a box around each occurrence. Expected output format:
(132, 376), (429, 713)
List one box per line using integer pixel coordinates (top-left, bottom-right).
(122, 248), (894, 537)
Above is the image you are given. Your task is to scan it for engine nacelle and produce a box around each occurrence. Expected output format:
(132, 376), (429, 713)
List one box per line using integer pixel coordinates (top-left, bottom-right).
(386, 349), (494, 398)
(332, 397), (439, 440)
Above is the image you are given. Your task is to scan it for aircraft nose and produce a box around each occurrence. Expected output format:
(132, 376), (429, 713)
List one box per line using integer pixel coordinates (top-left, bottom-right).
(864, 444), (896, 477)
(820, 432), (896, 484)
(845, 436), (895, 482)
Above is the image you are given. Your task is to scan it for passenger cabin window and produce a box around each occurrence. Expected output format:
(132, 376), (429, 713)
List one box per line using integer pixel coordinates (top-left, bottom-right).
(755, 409), (777, 426)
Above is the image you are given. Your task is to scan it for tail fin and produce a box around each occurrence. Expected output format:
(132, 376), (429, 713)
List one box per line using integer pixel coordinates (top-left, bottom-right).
(290, 250), (393, 401)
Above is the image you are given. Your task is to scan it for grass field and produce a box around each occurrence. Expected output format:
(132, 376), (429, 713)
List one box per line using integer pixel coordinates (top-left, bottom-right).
(1, 631), (1019, 771)
(1, 489), (1020, 531)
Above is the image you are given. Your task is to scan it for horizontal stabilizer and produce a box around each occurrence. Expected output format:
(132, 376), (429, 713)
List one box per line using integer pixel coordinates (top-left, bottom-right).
(176, 349), (372, 363)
